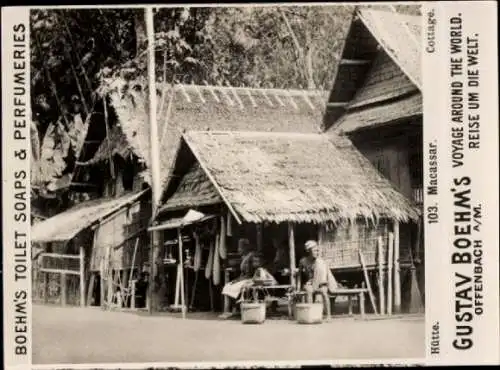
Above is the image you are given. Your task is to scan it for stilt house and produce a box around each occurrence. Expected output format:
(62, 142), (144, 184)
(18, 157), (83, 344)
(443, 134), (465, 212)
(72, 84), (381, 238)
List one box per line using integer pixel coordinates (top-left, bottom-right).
(323, 8), (424, 310)
(155, 130), (419, 313)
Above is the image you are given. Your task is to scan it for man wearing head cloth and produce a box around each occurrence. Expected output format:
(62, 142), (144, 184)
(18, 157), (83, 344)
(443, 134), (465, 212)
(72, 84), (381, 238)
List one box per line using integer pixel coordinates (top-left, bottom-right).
(299, 240), (338, 321)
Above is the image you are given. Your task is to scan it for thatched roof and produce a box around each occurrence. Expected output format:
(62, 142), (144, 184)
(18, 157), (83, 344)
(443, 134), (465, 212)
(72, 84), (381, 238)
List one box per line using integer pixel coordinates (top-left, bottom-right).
(88, 79), (327, 192)
(31, 190), (147, 243)
(163, 131), (420, 224)
(333, 93), (422, 134)
(358, 9), (421, 88)
(84, 124), (134, 165)
(323, 8), (421, 132)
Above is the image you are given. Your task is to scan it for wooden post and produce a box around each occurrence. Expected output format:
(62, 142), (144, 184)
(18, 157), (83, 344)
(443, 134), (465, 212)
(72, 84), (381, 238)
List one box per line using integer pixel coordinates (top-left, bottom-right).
(256, 224), (263, 254)
(393, 221), (401, 313)
(100, 263), (105, 309)
(178, 228), (186, 319)
(223, 269), (231, 314)
(288, 223), (296, 289)
(79, 246), (86, 307)
(43, 271), (49, 304)
(87, 273), (96, 306)
(377, 236), (385, 315)
(60, 273), (67, 306)
(131, 280), (136, 310)
(145, 6), (161, 315)
(145, 7), (161, 202)
(387, 232), (394, 315)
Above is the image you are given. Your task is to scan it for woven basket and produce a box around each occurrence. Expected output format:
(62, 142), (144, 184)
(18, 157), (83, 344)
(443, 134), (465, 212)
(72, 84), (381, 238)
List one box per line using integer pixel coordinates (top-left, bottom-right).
(240, 302), (266, 324)
(295, 303), (323, 324)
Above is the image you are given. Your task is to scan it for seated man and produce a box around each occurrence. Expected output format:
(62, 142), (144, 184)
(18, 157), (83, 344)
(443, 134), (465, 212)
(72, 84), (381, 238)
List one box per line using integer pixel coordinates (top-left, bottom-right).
(298, 240), (339, 321)
(222, 238), (260, 304)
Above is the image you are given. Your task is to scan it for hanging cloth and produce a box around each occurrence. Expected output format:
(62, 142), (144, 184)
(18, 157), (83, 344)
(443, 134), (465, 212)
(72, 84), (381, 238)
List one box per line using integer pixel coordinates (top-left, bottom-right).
(213, 234), (221, 286)
(205, 241), (214, 279)
(193, 232), (202, 272)
(226, 211), (233, 236)
(219, 216), (227, 259)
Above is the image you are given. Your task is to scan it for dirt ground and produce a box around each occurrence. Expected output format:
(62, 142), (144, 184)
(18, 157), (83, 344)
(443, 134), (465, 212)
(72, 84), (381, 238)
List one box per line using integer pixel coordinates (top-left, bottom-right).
(33, 304), (425, 365)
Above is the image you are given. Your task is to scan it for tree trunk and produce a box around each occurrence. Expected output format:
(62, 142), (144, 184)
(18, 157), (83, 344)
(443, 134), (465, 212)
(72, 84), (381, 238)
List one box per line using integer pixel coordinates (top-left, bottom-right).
(134, 11), (147, 57)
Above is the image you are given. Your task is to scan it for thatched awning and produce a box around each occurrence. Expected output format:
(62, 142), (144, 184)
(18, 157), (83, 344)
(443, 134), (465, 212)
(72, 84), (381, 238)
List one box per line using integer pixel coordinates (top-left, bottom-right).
(163, 131), (420, 224)
(31, 190), (147, 243)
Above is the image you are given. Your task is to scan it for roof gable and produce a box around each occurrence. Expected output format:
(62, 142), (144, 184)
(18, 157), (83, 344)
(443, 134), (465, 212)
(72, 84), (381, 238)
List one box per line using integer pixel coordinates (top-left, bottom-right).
(323, 8), (421, 132)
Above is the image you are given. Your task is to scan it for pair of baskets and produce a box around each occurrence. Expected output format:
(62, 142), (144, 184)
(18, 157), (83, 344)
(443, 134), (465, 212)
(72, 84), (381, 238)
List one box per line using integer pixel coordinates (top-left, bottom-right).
(240, 301), (324, 324)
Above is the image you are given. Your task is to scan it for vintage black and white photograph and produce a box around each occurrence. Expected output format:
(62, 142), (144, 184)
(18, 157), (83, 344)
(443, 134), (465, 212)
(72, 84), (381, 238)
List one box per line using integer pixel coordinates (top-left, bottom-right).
(28, 3), (425, 365)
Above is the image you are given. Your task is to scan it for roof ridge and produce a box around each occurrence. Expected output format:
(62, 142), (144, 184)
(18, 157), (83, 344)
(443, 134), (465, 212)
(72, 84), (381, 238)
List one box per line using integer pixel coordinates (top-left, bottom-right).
(184, 130), (325, 138)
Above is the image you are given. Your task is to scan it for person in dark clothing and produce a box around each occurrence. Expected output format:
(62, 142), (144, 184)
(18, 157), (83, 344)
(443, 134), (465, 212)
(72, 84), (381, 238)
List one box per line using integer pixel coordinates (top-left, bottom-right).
(135, 272), (149, 308)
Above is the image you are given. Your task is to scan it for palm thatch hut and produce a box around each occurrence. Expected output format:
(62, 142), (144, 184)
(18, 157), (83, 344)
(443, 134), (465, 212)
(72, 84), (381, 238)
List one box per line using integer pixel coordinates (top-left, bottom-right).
(72, 81), (329, 311)
(323, 8), (424, 311)
(31, 190), (149, 307)
(155, 130), (419, 313)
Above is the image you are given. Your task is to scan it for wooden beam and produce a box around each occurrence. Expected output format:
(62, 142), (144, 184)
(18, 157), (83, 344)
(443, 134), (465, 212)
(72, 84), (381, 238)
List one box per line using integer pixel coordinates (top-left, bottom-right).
(377, 236), (385, 315)
(340, 58), (371, 66)
(203, 80), (221, 102)
(327, 102), (349, 108)
(69, 182), (98, 187)
(285, 90), (299, 110)
(192, 81), (206, 103)
(177, 83), (192, 103)
(217, 81), (234, 106)
(301, 92), (315, 110)
(245, 88), (257, 107)
(288, 223), (296, 289)
(180, 83), (327, 99)
(40, 268), (80, 276)
(60, 273), (67, 306)
(358, 249), (378, 315)
(256, 224), (263, 254)
(41, 252), (81, 260)
(393, 220), (401, 313)
(80, 246), (86, 307)
(226, 81), (244, 108)
(387, 232), (394, 315)
(99, 259), (105, 308)
(178, 228), (187, 319)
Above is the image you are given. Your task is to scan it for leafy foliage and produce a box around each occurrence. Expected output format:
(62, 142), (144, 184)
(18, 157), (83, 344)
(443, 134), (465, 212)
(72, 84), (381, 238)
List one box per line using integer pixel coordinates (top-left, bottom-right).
(30, 4), (421, 202)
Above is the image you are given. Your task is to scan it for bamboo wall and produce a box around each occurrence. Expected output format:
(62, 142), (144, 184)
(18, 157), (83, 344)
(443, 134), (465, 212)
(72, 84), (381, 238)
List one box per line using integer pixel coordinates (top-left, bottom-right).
(319, 219), (390, 269)
(90, 201), (147, 271)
